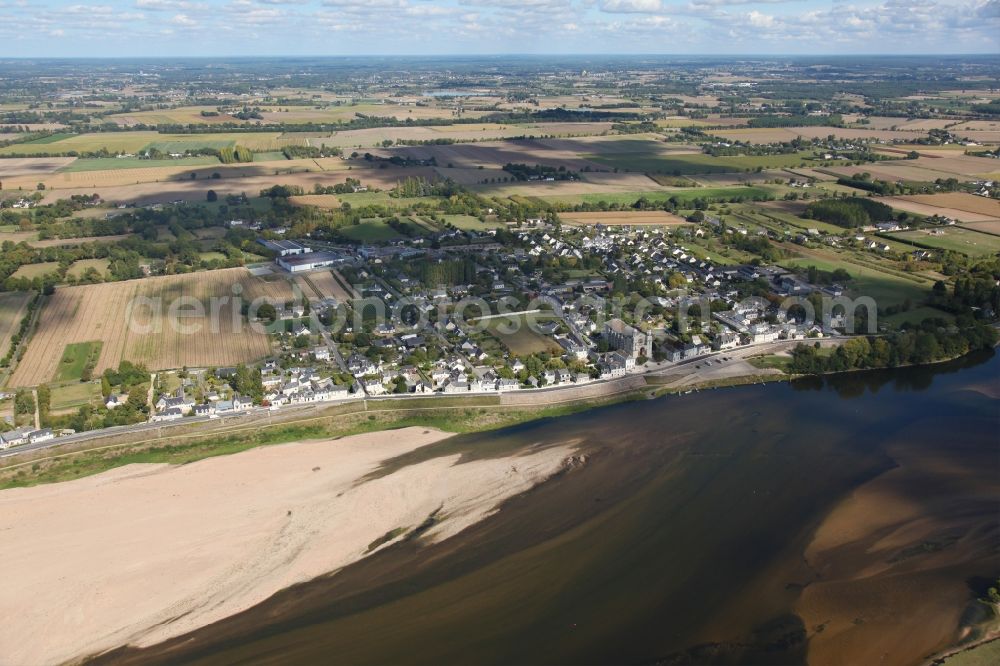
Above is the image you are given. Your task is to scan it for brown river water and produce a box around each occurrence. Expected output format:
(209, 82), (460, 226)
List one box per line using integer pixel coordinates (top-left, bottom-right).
(96, 351), (1000, 666)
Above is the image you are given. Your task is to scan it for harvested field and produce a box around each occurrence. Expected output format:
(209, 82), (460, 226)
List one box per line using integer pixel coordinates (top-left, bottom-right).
(961, 220), (1000, 236)
(330, 270), (359, 300)
(27, 163), (421, 206)
(8, 269), (295, 388)
(292, 122), (613, 150)
(559, 210), (692, 226)
(0, 157), (76, 178)
(298, 270), (346, 301)
(241, 274), (297, 303)
(0, 291), (32, 358)
(891, 193), (1000, 219)
(882, 196), (1000, 223)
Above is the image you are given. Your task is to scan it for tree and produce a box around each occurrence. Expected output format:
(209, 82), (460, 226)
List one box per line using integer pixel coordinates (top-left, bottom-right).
(257, 302), (277, 323)
(206, 189), (218, 202)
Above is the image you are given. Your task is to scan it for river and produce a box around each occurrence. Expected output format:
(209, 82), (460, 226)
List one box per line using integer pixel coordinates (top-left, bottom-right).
(99, 351), (1000, 666)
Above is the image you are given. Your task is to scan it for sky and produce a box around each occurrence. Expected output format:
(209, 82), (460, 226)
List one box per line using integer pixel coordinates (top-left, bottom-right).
(0, 0), (998, 57)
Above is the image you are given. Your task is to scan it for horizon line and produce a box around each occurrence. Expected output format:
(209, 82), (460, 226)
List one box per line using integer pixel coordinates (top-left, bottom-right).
(1, 53), (999, 60)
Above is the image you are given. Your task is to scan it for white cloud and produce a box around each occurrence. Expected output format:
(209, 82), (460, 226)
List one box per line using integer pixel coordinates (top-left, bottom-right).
(599, 0), (662, 13)
(170, 13), (197, 26)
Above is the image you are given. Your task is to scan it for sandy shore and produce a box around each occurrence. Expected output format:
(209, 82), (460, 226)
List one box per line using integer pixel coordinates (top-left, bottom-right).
(0, 427), (576, 666)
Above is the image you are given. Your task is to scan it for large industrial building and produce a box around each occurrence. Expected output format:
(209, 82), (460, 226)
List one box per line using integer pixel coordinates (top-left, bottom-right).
(276, 251), (341, 273)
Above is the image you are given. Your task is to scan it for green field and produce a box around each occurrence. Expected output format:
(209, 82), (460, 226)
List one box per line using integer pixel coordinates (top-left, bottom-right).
(339, 220), (407, 242)
(49, 382), (101, 413)
(61, 156), (221, 172)
(881, 305), (955, 327)
(780, 251), (932, 310)
(199, 251), (228, 262)
(0, 131), (159, 155)
(892, 228), (1000, 258)
(440, 214), (503, 230)
(145, 139), (235, 153)
(540, 186), (772, 207)
(55, 341), (103, 382)
(10, 262), (60, 280)
(747, 354), (793, 372)
(67, 259), (110, 279)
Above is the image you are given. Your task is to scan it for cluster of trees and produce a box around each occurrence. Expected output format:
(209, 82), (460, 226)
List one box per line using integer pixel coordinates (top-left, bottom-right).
(417, 257), (476, 287)
(747, 114), (843, 128)
(230, 364), (264, 403)
(836, 174), (899, 195)
(218, 145), (253, 164)
(0, 294), (39, 368)
(804, 197), (894, 228)
(789, 320), (997, 374)
(282, 144), (342, 159)
(312, 178), (363, 195)
(502, 163), (576, 181)
(260, 184), (305, 198)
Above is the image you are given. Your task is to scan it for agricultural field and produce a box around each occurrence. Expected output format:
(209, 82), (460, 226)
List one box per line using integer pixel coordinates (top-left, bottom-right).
(558, 210), (692, 226)
(587, 147), (854, 175)
(0, 156), (77, 178)
(483, 314), (563, 356)
(293, 122), (614, 150)
(107, 106), (239, 126)
(884, 193), (1000, 221)
(296, 270), (348, 301)
(61, 157), (220, 172)
(8, 268), (295, 388)
(712, 126), (928, 143)
(10, 262), (60, 280)
(0, 131), (291, 158)
(54, 341), (103, 382)
(539, 186), (772, 207)
(0, 132), (160, 156)
(961, 220), (1000, 236)
(891, 228), (1000, 258)
(0, 291), (32, 358)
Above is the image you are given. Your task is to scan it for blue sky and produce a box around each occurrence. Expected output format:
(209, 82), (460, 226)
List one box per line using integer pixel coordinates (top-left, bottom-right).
(0, 0), (997, 57)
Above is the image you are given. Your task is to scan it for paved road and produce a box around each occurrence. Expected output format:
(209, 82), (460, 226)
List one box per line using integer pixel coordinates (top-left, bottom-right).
(1, 336), (843, 463)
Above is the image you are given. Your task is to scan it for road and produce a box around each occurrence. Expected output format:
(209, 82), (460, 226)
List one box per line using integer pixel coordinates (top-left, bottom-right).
(0, 335), (844, 463)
